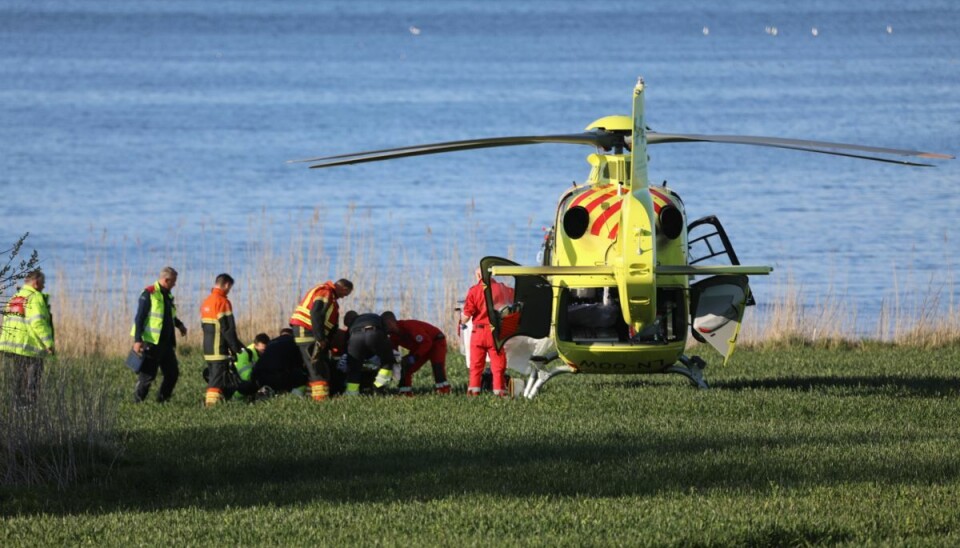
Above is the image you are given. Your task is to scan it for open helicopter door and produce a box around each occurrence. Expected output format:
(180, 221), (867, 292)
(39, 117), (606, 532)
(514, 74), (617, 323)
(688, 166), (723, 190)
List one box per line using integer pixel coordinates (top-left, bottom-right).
(690, 275), (750, 365)
(688, 215), (755, 305)
(479, 257), (552, 352)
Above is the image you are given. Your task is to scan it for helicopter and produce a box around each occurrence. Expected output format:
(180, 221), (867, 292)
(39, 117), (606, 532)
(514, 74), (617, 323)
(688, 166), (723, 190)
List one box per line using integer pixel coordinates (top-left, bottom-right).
(293, 77), (952, 398)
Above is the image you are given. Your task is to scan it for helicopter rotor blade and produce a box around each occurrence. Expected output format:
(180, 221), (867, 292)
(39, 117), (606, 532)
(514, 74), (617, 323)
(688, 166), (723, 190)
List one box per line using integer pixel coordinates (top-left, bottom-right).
(293, 130), (951, 169)
(647, 132), (953, 165)
(291, 132), (624, 168)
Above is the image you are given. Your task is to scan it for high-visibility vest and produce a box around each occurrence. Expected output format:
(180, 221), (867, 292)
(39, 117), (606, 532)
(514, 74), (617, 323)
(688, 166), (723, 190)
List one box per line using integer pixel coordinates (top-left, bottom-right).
(130, 282), (176, 344)
(289, 282), (338, 335)
(234, 343), (259, 382)
(0, 284), (54, 358)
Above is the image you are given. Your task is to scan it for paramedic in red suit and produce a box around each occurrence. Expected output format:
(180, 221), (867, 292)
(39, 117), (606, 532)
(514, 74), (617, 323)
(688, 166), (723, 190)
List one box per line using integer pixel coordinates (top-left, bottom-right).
(382, 312), (450, 396)
(460, 267), (512, 396)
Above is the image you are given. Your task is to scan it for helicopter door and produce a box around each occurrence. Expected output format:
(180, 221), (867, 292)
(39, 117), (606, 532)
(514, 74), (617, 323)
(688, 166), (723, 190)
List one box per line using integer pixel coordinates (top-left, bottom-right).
(479, 256), (553, 350)
(690, 275), (750, 365)
(688, 215), (755, 305)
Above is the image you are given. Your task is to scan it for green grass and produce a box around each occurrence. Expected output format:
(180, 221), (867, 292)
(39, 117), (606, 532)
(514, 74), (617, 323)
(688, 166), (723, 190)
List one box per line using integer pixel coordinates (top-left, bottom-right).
(3, 343), (960, 546)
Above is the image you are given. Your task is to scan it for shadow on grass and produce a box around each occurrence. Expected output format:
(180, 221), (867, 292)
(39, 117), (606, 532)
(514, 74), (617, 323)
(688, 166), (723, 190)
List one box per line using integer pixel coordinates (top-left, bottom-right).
(716, 374), (960, 397)
(5, 417), (960, 517)
(591, 374), (960, 398)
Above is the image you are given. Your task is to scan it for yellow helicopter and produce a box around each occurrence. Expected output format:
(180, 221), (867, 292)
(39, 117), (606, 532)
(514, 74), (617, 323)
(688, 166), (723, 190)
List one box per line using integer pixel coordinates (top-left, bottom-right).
(293, 78), (952, 397)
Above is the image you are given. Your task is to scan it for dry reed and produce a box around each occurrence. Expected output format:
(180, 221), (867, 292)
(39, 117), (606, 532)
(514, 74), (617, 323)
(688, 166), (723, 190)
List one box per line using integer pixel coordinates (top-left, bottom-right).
(7, 209), (959, 359)
(0, 357), (121, 488)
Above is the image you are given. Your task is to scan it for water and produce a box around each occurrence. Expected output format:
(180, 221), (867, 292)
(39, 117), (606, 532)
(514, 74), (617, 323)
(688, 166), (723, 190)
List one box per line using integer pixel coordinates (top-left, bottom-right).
(1, 0), (958, 331)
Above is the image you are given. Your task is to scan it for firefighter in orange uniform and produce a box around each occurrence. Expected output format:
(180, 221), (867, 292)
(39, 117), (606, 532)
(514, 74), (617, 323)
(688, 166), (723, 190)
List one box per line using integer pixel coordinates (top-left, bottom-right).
(460, 267), (513, 396)
(382, 311), (450, 396)
(289, 278), (353, 401)
(200, 273), (245, 406)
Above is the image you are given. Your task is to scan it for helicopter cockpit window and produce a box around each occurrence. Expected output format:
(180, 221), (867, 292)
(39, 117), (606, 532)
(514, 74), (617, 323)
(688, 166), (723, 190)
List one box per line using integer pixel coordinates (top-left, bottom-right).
(562, 206), (590, 239)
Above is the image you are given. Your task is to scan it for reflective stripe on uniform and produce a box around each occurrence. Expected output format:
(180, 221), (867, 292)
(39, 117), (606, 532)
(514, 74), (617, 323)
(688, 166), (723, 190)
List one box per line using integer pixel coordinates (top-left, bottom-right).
(1, 285), (53, 357)
(131, 282), (175, 345)
(0, 340), (45, 355)
(290, 282), (337, 330)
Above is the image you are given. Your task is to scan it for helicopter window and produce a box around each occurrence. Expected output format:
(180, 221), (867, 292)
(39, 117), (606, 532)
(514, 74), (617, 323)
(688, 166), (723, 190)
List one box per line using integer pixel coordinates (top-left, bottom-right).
(562, 206), (590, 239)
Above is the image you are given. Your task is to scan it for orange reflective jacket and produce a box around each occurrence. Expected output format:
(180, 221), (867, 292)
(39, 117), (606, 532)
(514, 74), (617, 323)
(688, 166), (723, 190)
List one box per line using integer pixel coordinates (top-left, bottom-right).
(201, 287), (242, 361)
(289, 281), (339, 340)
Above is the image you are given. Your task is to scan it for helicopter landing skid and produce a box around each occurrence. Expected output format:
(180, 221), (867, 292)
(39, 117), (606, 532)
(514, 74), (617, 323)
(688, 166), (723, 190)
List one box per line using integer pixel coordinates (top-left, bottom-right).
(522, 353), (573, 399)
(665, 355), (709, 389)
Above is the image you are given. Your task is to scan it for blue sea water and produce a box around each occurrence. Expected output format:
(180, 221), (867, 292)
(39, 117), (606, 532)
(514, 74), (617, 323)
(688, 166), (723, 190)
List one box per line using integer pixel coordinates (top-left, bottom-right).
(1, 0), (958, 330)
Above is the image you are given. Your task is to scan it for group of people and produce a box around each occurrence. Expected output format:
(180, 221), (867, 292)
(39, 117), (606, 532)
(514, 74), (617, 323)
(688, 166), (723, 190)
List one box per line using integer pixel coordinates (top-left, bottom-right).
(130, 267), (460, 406)
(0, 263), (514, 405)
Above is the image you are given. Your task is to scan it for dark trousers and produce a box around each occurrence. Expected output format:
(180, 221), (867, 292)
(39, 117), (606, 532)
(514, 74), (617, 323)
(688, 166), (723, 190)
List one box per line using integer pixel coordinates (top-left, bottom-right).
(346, 327), (395, 385)
(206, 359), (236, 397)
(2, 352), (44, 406)
(292, 325), (331, 383)
(134, 344), (179, 403)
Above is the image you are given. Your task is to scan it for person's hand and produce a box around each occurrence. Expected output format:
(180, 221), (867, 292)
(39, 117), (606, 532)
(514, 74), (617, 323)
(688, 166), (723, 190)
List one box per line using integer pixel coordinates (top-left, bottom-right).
(178, 325), (187, 337)
(133, 341), (144, 355)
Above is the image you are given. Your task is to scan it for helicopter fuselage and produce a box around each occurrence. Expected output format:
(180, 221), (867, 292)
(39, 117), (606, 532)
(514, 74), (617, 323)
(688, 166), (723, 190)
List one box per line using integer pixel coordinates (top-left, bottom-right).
(548, 153), (691, 374)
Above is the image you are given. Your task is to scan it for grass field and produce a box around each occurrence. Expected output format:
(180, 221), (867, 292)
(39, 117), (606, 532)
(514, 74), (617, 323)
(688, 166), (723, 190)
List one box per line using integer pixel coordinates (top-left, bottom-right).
(2, 342), (960, 546)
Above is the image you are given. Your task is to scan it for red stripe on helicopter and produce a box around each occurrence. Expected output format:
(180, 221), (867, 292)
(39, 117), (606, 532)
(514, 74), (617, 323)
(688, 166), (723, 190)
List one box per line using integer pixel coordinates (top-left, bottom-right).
(648, 188), (672, 214)
(569, 189), (597, 208)
(591, 200), (622, 236)
(583, 190), (617, 213)
(609, 223), (619, 240)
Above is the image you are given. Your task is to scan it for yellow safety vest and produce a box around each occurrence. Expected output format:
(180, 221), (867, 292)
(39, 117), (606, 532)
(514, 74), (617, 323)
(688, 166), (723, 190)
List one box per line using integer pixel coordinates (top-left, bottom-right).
(0, 284), (54, 358)
(130, 282), (176, 344)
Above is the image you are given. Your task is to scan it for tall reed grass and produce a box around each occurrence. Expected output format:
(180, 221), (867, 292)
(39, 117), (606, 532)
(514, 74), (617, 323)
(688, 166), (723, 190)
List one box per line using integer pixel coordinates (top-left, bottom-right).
(15, 208), (960, 359)
(44, 207), (487, 358)
(0, 357), (121, 489)
(739, 270), (959, 348)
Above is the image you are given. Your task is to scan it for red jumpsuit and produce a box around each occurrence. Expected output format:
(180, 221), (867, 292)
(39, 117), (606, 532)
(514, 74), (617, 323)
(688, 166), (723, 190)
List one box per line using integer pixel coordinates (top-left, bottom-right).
(389, 319), (448, 391)
(462, 279), (512, 394)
